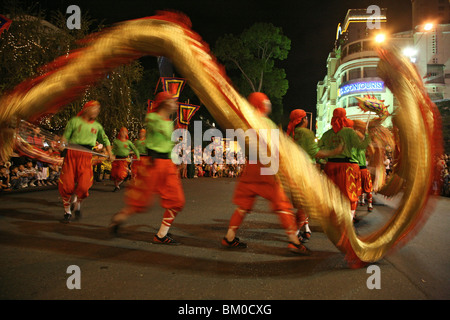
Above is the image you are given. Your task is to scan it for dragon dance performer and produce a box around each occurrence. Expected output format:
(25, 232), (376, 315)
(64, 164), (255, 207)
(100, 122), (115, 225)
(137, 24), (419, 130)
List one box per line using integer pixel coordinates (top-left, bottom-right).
(59, 100), (113, 222)
(109, 92), (185, 245)
(222, 93), (310, 255)
(131, 128), (147, 179)
(111, 127), (140, 192)
(318, 108), (371, 219)
(351, 123), (373, 212)
(287, 109), (343, 241)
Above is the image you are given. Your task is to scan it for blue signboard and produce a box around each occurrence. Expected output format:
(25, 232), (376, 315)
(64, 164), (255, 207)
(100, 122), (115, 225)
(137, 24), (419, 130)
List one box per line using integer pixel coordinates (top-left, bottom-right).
(339, 81), (384, 96)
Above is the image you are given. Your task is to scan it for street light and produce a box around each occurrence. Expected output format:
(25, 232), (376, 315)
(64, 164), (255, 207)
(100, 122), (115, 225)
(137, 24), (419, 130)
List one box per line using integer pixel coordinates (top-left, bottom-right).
(375, 33), (386, 43)
(424, 23), (434, 31)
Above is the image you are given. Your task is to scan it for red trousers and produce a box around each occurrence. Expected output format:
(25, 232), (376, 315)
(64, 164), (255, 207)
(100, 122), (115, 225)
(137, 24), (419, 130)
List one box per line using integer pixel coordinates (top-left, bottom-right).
(229, 164), (297, 235)
(123, 157), (185, 214)
(111, 159), (129, 182)
(131, 156), (147, 180)
(324, 162), (360, 210)
(359, 168), (373, 194)
(58, 149), (93, 206)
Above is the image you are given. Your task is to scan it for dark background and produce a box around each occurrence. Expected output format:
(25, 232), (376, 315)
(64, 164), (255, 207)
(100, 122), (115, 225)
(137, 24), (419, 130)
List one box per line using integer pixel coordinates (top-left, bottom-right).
(12, 0), (413, 126)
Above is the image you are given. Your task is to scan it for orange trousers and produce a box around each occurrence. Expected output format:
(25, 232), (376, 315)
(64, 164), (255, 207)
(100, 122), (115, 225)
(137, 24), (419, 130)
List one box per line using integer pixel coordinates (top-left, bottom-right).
(111, 159), (129, 182)
(324, 162), (360, 210)
(359, 168), (373, 194)
(58, 149), (93, 207)
(131, 156), (147, 180)
(123, 157), (185, 214)
(229, 164), (297, 235)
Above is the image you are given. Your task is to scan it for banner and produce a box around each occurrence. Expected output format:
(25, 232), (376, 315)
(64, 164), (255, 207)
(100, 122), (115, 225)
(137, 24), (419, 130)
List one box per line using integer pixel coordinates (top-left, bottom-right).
(177, 103), (200, 128)
(0, 14), (12, 36)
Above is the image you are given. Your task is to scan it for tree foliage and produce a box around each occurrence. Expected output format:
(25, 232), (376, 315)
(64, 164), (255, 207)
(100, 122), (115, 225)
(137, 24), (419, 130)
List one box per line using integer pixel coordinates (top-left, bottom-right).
(214, 22), (290, 123)
(0, 2), (148, 140)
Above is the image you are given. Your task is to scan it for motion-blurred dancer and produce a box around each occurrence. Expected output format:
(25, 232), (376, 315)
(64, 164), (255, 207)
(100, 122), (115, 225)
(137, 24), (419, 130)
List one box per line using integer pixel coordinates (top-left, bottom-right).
(287, 109), (343, 241)
(131, 128), (147, 179)
(59, 100), (113, 222)
(352, 124), (373, 212)
(111, 127), (140, 191)
(109, 92), (185, 245)
(222, 93), (310, 255)
(318, 108), (370, 219)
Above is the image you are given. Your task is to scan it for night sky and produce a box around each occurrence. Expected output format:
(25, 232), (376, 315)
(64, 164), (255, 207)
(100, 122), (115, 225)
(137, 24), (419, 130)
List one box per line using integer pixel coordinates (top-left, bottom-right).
(17, 0), (412, 124)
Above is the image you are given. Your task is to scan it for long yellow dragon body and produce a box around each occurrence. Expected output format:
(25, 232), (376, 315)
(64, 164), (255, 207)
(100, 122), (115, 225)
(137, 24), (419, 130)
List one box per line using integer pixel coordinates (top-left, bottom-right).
(0, 12), (442, 266)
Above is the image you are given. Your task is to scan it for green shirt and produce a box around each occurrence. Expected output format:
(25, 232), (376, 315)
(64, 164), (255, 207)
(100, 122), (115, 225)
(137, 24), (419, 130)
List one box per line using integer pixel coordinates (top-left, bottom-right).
(63, 116), (110, 147)
(293, 127), (319, 163)
(318, 127), (370, 162)
(112, 139), (140, 159)
(353, 147), (367, 167)
(134, 139), (147, 155)
(145, 112), (174, 154)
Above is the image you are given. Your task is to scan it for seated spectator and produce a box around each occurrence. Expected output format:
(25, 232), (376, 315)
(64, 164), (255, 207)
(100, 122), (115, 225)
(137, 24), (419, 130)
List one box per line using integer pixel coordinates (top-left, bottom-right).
(47, 163), (60, 185)
(0, 166), (11, 192)
(23, 161), (38, 187)
(36, 161), (49, 186)
(9, 166), (23, 189)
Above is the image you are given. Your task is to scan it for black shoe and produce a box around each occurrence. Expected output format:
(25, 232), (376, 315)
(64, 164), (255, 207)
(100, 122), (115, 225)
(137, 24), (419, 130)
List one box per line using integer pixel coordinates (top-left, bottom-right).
(62, 213), (71, 223)
(297, 232), (307, 243)
(221, 237), (247, 248)
(153, 234), (181, 245)
(109, 222), (121, 235)
(113, 186), (120, 192)
(74, 210), (81, 221)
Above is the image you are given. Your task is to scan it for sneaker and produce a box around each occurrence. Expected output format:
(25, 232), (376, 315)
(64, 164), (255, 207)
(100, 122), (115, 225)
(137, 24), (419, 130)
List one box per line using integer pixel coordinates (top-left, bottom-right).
(288, 242), (311, 255)
(153, 234), (181, 245)
(113, 186), (120, 192)
(297, 232), (306, 243)
(221, 237), (247, 249)
(300, 231), (311, 243)
(368, 206), (373, 212)
(62, 213), (71, 223)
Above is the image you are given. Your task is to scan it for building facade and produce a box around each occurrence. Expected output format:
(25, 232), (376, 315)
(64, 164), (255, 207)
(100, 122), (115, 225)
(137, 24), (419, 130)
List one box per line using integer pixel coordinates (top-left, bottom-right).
(316, 1), (450, 138)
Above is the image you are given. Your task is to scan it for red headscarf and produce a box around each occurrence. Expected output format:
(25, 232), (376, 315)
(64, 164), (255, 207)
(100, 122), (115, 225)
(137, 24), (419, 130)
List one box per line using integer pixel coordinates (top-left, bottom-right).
(149, 91), (175, 113)
(286, 109), (307, 138)
(117, 127), (128, 141)
(331, 108), (348, 133)
(77, 100), (100, 117)
(345, 118), (354, 128)
(248, 92), (270, 114)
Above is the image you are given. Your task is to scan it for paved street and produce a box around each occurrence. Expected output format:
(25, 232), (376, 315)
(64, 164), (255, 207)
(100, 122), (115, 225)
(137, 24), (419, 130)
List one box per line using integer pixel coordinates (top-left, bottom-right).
(0, 178), (449, 302)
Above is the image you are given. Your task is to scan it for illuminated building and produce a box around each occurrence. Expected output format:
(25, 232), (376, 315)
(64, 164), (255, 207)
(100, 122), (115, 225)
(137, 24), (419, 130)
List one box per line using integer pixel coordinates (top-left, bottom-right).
(316, 1), (450, 138)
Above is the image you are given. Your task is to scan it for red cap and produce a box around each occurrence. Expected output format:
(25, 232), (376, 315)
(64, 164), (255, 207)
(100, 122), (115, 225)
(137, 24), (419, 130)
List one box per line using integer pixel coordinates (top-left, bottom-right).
(151, 91), (175, 112)
(248, 92), (270, 114)
(118, 127), (129, 140)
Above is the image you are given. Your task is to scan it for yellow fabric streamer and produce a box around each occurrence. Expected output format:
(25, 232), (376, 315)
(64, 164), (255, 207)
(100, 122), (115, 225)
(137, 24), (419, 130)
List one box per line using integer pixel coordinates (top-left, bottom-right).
(0, 13), (442, 266)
